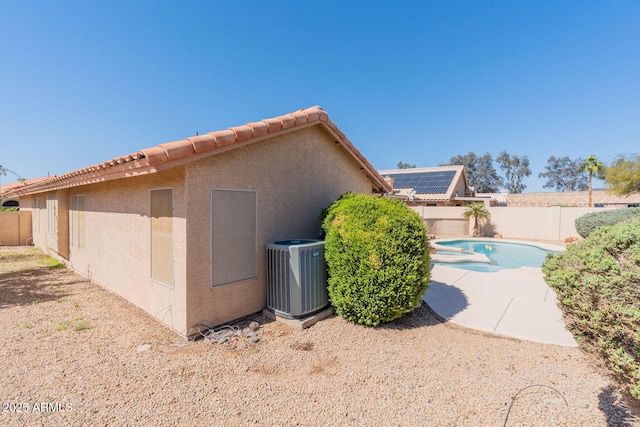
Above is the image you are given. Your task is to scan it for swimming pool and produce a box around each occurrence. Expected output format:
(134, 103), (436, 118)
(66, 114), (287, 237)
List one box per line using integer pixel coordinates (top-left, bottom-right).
(432, 239), (561, 272)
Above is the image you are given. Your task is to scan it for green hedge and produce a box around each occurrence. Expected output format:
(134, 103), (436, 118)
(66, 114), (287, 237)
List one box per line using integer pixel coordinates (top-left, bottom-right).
(321, 194), (430, 326)
(575, 207), (640, 238)
(543, 215), (640, 398)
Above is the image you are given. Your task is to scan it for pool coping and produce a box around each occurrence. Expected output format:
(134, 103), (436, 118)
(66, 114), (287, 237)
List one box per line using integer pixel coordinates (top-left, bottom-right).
(432, 237), (566, 253)
(430, 237), (565, 268)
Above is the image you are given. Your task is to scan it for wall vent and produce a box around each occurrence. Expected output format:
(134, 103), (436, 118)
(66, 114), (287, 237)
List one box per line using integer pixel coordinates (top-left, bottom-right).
(266, 239), (329, 319)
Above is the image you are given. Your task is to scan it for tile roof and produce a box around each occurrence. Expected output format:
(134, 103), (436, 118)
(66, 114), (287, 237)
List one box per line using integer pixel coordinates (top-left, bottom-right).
(6, 106), (391, 197)
(0, 177), (49, 198)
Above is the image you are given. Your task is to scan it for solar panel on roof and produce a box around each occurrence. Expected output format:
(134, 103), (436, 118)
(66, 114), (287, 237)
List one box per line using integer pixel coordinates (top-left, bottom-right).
(386, 171), (456, 194)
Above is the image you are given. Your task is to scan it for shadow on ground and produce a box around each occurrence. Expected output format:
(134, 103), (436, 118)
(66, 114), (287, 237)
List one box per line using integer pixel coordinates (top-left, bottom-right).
(371, 279), (469, 331)
(422, 280), (469, 319)
(380, 303), (446, 330)
(0, 267), (81, 308)
(599, 385), (640, 426)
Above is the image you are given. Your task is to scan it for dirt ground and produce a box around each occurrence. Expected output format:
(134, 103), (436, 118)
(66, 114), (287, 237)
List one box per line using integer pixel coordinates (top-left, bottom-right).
(1, 246), (639, 426)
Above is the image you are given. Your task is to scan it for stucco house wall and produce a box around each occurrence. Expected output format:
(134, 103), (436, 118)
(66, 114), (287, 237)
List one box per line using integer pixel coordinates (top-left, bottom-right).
(19, 193), (57, 251)
(21, 169), (189, 332)
(9, 107), (389, 336)
(22, 195), (47, 249)
(70, 169), (188, 332)
(184, 126), (374, 328)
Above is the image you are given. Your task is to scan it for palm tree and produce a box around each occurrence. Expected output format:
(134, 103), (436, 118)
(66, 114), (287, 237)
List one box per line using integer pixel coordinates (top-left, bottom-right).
(462, 203), (491, 237)
(578, 155), (606, 207)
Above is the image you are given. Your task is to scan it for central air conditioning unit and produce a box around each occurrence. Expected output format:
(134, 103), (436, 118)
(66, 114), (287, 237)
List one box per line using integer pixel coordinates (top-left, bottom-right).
(266, 239), (329, 319)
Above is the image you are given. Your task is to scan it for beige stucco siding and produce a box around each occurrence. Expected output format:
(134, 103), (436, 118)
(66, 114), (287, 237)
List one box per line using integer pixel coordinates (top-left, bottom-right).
(20, 195), (48, 249)
(184, 125), (375, 329)
(57, 189), (70, 259)
(15, 123), (380, 335)
(450, 179), (469, 205)
(26, 168), (189, 334)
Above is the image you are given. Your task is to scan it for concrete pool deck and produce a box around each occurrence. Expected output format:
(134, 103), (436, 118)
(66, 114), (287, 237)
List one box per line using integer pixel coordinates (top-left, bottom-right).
(424, 263), (578, 347)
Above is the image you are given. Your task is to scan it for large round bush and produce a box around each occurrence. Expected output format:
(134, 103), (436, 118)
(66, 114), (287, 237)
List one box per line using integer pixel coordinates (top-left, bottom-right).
(321, 194), (430, 326)
(575, 207), (640, 238)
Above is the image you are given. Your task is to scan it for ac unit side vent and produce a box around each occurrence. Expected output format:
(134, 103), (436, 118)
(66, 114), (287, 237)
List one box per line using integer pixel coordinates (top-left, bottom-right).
(266, 239), (329, 319)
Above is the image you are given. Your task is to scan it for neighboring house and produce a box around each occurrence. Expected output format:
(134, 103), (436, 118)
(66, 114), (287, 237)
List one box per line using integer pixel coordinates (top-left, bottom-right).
(0, 177), (48, 207)
(378, 165), (478, 206)
(5, 106), (390, 336)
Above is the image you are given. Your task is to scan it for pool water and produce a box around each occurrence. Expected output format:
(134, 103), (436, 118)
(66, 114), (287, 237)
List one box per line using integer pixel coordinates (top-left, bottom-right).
(435, 240), (559, 272)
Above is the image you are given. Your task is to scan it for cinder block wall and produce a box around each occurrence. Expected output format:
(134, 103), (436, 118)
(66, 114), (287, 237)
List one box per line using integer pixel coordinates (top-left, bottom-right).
(0, 211), (32, 246)
(411, 206), (607, 241)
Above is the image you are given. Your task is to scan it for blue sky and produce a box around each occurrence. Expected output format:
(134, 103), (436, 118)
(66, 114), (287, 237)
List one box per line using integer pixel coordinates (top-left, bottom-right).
(1, 1), (638, 192)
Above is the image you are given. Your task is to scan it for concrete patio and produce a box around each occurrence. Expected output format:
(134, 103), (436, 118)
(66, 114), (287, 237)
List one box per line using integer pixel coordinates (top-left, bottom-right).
(424, 263), (577, 347)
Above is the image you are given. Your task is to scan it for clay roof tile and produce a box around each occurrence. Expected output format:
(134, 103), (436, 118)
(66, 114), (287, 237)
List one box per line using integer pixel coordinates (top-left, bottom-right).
(247, 121), (269, 137)
(230, 125), (253, 143)
(140, 146), (169, 165)
(211, 129), (236, 148)
(158, 140), (196, 162)
(7, 106), (390, 196)
(278, 114), (296, 129)
(306, 107), (326, 122)
(188, 134), (217, 153)
(291, 109), (310, 125)
(262, 117), (283, 133)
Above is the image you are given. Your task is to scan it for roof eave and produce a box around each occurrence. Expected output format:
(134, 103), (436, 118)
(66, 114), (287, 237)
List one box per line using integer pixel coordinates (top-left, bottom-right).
(7, 106), (390, 196)
(7, 161), (156, 198)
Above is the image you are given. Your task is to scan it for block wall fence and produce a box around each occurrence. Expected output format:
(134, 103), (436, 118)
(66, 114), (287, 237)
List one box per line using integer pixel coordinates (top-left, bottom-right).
(409, 206), (614, 242)
(0, 211), (32, 246)
(0, 205), (618, 247)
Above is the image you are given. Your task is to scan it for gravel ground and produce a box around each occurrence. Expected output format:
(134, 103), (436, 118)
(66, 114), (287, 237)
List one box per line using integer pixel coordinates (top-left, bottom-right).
(1, 246), (639, 426)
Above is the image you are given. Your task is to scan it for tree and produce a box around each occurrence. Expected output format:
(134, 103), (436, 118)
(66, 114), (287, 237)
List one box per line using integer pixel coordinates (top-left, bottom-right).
(497, 151), (531, 194)
(0, 165), (24, 204)
(447, 152), (502, 193)
(446, 152), (478, 184)
(474, 153), (503, 193)
(578, 155), (606, 207)
(605, 153), (640, 196)
(462, 203), (491, 237)
(397, 161), (416, 169)
(538, 156), (588, 191)
(0, 164), (22, 180)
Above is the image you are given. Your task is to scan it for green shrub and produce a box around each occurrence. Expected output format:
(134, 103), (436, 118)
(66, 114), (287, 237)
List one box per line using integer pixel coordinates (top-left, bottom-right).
(321, 194), (430, 326)
(575, 207), (640, 238)
(319, 192), (356, 227)
(543, 215), (640, 398)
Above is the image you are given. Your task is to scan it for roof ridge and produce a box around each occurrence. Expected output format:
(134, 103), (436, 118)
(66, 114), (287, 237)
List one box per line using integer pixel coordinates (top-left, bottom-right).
(379, 165), (464, 174)
(138, 106), (328, 166)
(6, 106), (390, 197)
